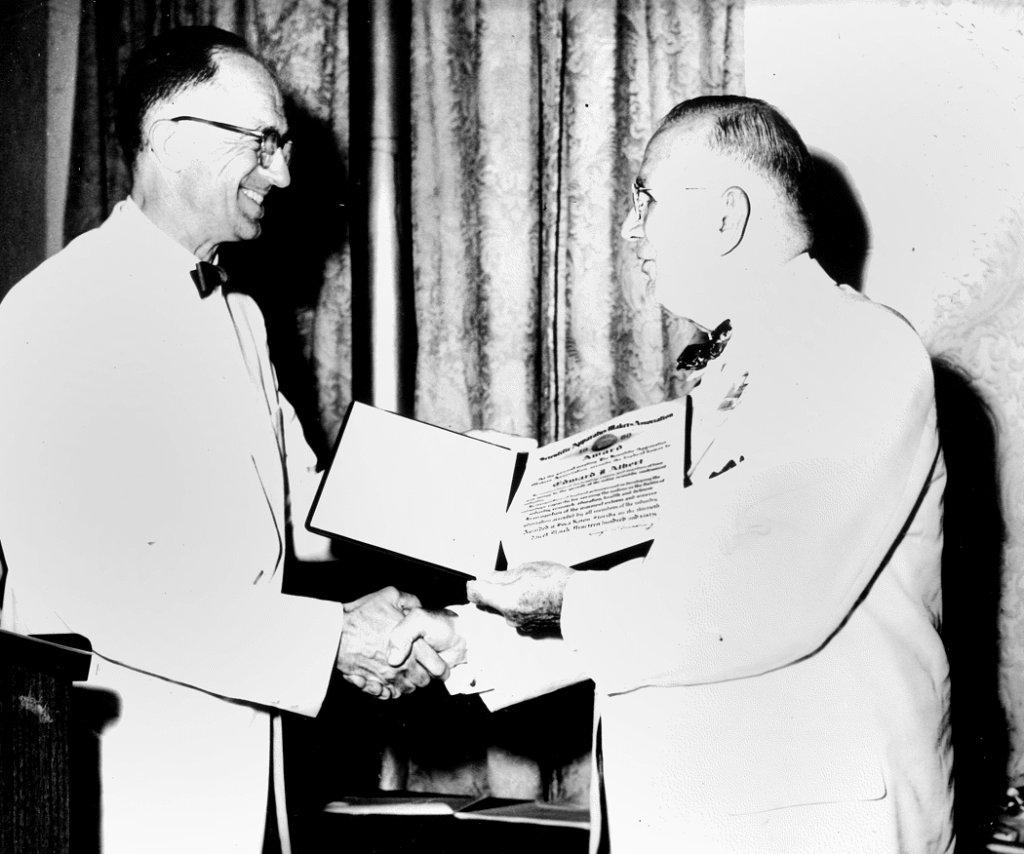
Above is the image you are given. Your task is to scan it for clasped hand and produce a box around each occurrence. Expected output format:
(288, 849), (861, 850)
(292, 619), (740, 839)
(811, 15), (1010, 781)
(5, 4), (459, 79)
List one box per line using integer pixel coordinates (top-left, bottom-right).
(336, 587), (466, 699)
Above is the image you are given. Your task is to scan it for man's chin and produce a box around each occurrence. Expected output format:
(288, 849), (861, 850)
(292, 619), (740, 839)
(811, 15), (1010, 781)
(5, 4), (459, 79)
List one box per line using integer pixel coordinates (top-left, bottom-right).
(234, 218), (262, 242)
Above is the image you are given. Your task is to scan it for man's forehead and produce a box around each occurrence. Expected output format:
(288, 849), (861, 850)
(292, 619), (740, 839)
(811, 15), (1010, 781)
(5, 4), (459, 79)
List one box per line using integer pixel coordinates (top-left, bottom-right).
(640, 127), (726, 187)
(168, 52), (286, 127)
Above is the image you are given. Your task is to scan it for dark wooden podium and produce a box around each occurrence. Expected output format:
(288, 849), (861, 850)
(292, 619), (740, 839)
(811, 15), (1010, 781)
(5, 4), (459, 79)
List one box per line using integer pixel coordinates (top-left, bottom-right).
(0, 630), (91, 854)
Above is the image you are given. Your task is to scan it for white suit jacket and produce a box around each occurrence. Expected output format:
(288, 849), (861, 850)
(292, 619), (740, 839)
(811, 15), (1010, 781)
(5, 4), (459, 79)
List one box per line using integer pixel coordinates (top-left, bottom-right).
(0, 199), (344, 853)
(462, 255), (953, 853)
(560, 255), (954, 853)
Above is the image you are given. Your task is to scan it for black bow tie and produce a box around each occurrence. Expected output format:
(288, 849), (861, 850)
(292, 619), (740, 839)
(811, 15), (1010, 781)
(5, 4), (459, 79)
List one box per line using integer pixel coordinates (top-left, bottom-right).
(190, 262), (229, 298)
(675, 319), (732, 372)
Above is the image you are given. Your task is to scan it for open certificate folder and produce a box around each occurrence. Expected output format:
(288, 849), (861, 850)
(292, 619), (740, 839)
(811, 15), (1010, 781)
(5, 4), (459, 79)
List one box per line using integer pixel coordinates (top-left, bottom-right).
(306, 399), (687, 580)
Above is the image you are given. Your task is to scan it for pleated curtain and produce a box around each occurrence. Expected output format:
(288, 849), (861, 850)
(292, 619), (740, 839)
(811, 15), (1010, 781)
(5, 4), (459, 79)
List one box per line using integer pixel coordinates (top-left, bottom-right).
(411, 0), (743, 445)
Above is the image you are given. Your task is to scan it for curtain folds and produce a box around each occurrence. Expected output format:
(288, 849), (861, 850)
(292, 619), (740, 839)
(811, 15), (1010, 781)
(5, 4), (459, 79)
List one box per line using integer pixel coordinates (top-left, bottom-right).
(411, 0), (743, 446)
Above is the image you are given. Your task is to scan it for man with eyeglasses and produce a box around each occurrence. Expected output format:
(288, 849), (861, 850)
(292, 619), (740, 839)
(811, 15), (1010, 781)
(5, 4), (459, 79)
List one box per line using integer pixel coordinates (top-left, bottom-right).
(466, 97), (953, 852)
(0, 26), (463, 854)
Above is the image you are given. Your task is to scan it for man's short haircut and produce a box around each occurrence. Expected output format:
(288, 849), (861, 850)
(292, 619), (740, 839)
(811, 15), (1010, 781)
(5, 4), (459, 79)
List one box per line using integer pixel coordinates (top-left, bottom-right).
(659, 95), (815, 235)
(115, 26), (256, 171)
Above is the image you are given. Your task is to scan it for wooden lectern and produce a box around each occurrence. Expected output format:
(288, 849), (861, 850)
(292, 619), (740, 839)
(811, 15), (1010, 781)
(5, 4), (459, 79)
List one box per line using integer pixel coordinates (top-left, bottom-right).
(0, 630), (91, 854)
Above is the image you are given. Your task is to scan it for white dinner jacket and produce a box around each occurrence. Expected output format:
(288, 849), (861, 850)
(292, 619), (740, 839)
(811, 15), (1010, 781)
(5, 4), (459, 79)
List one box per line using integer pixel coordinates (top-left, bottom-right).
(0, 199), (343, 854)
(455, 256), (953, 854)
(559, 256), (953, 853)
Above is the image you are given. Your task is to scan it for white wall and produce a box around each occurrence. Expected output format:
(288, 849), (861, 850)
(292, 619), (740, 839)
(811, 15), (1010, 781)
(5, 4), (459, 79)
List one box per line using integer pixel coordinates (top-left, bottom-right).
(746, 0), (1024, 780)
(746, 0), (1023, 334)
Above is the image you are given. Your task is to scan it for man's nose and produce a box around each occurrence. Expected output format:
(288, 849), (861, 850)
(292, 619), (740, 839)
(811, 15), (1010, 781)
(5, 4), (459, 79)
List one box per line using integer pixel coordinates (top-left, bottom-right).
(264, 150), (291, 188)
(620, 208), (644, 241)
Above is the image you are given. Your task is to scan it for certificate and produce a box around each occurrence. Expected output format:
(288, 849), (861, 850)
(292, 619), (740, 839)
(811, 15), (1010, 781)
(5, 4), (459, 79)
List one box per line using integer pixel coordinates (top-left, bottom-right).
(306, 400), (687, 580)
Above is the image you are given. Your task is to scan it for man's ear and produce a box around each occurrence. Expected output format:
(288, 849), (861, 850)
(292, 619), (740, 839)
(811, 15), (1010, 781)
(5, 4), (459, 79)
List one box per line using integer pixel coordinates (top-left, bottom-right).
(146, 120), (188, 173)
(718, 185), (750, 256)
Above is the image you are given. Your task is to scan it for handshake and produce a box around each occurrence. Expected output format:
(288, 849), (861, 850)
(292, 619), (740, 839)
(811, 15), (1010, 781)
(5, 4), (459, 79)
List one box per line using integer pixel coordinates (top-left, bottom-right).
(335, 586), (467, 700)
(334, 559), (577, 699)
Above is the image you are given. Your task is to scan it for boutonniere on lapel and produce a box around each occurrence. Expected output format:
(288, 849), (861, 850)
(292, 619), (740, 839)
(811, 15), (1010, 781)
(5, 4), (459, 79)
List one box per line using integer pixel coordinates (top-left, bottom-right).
(676, 319), (732, 373)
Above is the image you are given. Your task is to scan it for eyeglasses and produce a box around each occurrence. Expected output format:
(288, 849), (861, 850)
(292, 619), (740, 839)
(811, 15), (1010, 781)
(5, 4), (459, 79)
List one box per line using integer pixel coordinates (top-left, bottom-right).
(632, 180), (655, 221)
(169, 115), (293, 168)
(631, 179), (707, 221)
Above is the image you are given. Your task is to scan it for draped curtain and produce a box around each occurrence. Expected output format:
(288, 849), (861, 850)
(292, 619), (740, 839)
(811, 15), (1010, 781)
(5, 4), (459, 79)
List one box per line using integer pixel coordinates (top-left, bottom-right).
(411, 0), (742, 444)
(63, 0), (742, 806)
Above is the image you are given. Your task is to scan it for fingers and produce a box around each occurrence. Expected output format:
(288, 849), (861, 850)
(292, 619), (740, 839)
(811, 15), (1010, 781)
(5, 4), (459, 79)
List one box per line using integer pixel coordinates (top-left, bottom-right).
(386, 616), (418, 668)
(338, 597), (464, 698)
(343, 673), (391, 698)
(411, 637), (450, 680)
(466, 575), (516, 612)
(342, 586), (391, 612)
(386, 610), (464, 683)
(387, 609), (457, 667)
(343, 586), (422, 614)
(395, 590), (423, 612)
(397, 654), (434, 691)
(439, 644), (466, 668)
(387, 609), (431, 666)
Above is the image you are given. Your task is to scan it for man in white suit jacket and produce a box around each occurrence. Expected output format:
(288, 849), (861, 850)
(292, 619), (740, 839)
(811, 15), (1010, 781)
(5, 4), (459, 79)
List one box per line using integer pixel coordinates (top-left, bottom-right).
(466, 97), (954, 852)
(0, 27), (462, 854)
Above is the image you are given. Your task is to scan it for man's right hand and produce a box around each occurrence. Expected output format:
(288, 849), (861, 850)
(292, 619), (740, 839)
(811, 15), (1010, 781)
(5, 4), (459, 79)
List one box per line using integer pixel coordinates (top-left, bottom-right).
(337, 587), (426, 699)
(336, 587), (465, 699)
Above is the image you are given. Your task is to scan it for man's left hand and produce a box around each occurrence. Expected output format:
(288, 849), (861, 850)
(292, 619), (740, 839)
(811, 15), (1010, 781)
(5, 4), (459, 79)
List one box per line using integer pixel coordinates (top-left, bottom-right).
(387, 608), (467, 677)
(467, 561), (575, 634)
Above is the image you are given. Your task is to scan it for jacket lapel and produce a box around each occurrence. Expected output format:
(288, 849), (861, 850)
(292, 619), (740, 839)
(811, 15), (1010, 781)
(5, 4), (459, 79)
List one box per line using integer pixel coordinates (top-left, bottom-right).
(686, 361), (752, 485)
(220, 294), (287, 547)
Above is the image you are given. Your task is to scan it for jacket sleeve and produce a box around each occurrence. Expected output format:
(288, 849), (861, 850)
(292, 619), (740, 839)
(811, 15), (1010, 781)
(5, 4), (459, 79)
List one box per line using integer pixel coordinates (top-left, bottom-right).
(560, 332), (942, 695)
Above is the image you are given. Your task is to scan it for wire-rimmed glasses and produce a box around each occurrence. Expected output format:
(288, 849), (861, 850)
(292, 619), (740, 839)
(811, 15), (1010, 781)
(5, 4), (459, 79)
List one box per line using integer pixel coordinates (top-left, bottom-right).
(169, 115), (292, 168)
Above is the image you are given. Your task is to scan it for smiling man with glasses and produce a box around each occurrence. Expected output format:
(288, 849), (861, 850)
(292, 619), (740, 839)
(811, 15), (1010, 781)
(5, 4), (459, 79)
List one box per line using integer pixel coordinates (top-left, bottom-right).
(130, 42), (294, 258)
(0, 26), (463, 854)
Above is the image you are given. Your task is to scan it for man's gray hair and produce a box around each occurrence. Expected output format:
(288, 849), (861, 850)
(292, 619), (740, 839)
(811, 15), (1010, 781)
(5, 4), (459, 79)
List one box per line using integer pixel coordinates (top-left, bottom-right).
(659, 95), (815, 237)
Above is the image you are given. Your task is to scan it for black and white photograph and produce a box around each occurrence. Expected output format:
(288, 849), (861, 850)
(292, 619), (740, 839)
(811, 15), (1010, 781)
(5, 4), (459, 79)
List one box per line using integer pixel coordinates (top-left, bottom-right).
(0, 2), (1020, 853)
